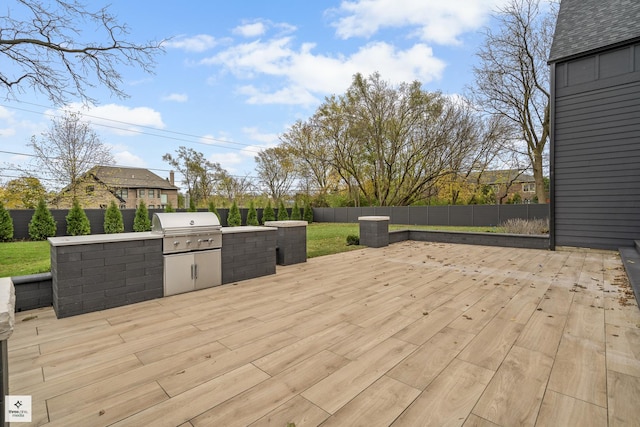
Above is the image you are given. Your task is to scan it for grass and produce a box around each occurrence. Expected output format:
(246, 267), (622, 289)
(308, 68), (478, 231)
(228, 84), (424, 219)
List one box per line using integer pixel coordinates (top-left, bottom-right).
(0, 223), (500, 276)
(0, 240), (50, 278)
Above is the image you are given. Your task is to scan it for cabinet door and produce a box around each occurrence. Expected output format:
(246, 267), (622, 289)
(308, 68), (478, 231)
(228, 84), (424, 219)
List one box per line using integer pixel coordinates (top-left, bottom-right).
(194, 249), (222, 290)
(164, 253), (195, 296)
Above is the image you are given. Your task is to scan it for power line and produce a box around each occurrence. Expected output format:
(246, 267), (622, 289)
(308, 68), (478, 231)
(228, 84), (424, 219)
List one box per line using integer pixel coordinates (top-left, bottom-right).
(1, 100), (267, 153)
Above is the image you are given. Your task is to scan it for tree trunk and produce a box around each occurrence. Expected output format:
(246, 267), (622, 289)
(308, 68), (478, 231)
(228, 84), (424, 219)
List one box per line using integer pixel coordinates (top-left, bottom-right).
(533, 151), (546, 204)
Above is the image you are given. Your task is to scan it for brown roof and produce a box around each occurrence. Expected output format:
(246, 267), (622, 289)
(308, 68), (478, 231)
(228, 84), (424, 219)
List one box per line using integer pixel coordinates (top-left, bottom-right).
(89, 165), (178, 190)
(472, 169), (535, 185)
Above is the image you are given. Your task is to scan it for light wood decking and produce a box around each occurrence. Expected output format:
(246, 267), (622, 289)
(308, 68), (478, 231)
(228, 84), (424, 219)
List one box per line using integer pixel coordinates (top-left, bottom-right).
(9, 241), (640, 426)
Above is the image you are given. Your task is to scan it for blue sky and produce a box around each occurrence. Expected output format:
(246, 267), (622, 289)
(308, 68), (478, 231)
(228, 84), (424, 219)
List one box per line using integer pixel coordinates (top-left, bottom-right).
(0, 0), (510, 192)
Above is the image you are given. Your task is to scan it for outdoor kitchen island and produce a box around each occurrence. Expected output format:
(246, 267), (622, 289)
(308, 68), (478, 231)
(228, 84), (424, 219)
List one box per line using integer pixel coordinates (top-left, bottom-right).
(49, 215), (282, 318)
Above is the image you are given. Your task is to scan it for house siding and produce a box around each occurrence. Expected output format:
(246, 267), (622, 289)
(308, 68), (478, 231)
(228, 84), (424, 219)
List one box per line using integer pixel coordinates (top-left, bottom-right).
(552, 43), (640, 250)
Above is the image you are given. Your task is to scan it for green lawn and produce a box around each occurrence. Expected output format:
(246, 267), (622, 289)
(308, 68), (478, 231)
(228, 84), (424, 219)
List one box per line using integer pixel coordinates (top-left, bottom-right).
(0, 240), (50, 277)
(0, 223), (498, 277)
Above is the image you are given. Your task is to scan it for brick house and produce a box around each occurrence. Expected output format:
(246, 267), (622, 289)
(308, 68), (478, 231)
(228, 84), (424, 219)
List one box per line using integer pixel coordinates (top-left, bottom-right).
(478, 169), (538, 204)
(52, 165), (179, 209)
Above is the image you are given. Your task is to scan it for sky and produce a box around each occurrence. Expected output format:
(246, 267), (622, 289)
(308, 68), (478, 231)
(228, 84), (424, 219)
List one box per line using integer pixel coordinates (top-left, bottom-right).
(0, 0), (512, 193)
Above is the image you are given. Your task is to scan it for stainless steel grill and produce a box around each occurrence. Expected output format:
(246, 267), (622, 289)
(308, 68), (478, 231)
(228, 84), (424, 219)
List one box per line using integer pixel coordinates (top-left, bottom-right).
(152, 212), (222, 295)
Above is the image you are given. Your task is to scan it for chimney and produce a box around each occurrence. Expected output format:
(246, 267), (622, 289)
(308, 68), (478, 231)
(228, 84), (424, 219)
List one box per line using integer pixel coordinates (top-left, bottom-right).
(169, 170), (175, 185)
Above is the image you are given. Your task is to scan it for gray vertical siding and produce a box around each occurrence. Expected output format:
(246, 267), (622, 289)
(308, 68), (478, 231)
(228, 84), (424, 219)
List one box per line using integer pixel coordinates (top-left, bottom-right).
(553, 43), (640, 250)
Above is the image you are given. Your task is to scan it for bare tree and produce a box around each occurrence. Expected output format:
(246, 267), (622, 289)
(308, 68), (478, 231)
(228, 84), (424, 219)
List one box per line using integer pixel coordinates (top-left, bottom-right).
(217, 171), (254, 203)
(470, 0), (557, 203)
(162, 147), (226, 206)
(0, 0), (163, 105)
(29, 111), (113, 195)
(255, 146), (296, 201)
(279, 119), (337, 199)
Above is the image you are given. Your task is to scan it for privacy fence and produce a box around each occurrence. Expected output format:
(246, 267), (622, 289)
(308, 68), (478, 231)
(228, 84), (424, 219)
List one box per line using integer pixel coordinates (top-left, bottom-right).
(6, 204), (549, 240)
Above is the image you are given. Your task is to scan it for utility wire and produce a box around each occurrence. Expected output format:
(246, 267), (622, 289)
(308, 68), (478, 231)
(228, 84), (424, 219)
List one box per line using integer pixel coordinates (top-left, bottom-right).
(1, 100), (266, 153)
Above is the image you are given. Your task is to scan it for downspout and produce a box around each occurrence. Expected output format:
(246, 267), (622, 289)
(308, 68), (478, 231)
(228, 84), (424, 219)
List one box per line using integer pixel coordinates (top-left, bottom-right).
(548, 62), (556, 251)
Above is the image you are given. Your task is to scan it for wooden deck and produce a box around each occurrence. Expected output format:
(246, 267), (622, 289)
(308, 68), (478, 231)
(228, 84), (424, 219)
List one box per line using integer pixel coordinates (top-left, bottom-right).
(9, 241), (640, 426)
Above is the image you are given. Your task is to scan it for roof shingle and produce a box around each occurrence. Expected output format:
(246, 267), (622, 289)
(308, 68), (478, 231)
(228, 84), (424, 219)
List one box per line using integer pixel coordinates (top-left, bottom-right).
(549, 0), (640, 62)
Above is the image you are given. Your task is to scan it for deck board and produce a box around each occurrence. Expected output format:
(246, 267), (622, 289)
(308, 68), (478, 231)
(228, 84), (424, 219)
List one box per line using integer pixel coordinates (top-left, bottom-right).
(7, 241), (640, 426)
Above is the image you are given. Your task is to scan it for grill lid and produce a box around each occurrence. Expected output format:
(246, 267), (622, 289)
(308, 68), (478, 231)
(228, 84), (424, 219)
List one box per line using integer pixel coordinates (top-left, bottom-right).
(152, 212), (221, 235)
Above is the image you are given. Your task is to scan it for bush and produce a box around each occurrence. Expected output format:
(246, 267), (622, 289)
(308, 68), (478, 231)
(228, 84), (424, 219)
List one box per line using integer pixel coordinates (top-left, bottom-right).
(164, 201), (175, 212)
(303, 201), (313, 223)
(227, 201), (242, 226)
(346, 234), (360, 246)
(500, 218), (549, 235)
(133, 200), (151, 232)
(28, 198), (56, 240)
(66, 198), (91, 236)
(277, 200), (289, 221)
(187, 197), (197, 212)
(104, 201), (124, 234)
(290, 200), (301, 220)
(262, 200), (275, 224)
(0, 202), (14, 241)
(207, 200), (220, 221)
(246, 200), (259, 226)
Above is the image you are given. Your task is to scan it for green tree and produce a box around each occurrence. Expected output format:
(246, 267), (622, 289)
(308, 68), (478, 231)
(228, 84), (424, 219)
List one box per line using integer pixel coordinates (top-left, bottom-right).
(208, 200), (220, 221)
(262, 200), (275, 224)
(303, 201), (313, 223)
(0, 202), (14, 241)
(103, 201), (124, 233)
(290, 200), (301, 220)
(133, 200), (151, 232)
(164, 201), (175, 213)
(227, 201), (241, 227)
(246, 200), (259, 226)
(187, 196), (197, 212)
(28, 198), (57, 240)
(66, 198), (91, 235)
(277, 200), (289, 221)
(1, 176), (46, 208)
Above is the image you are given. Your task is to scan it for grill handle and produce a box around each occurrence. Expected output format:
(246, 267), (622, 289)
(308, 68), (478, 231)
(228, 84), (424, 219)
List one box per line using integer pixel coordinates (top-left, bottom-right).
(190, 264), (194, 280)
(194, 264), (198, 279)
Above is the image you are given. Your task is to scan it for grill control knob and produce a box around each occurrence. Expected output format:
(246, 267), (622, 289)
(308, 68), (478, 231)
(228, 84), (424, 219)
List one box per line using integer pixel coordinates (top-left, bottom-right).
(207, 238), (213, 243)
(197, 239), (203, 244)
(173, 241), (179, 246)
(186, 240), (191, 245)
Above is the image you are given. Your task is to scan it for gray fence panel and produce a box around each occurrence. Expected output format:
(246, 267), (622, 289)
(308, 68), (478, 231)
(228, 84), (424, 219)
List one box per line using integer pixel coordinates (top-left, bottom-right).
(472, 205), (500, 226)
(449, 206), (473, 226)
(528, 204), (549, 220)
(498, 205), (528, 223)
(428, 206), (449, 225)
(408, 206), (428, 225)
(334, 208), (349, 223)
(347, 207), (363, 222)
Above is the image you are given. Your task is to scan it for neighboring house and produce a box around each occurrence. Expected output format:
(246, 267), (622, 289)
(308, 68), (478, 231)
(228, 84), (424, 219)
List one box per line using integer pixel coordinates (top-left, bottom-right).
(52, 165), (179, 209)
(549, 0), (640, 250)
(475, 169), (539, 204)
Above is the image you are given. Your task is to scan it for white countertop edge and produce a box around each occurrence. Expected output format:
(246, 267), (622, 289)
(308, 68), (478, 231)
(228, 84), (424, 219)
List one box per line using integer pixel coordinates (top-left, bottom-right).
(358, 216), (391, 221)
(0, 277), (15, 341)
(222, 226), (277, 234)
(49, 231), (161, 246)
(264, 221), (308, 227)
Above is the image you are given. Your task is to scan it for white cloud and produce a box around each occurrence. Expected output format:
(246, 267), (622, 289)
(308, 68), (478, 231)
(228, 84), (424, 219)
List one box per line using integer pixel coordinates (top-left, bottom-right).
(203, 37), (445, 105)
(233, 22), (267, 37)
(165, 34), (217, 52)
(113, 150), (147, 167)
(242, 127), (279, 145)
(162, 93), (188, 103)
(58, 103), (166, 136)
(331, 0), (508, 44)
